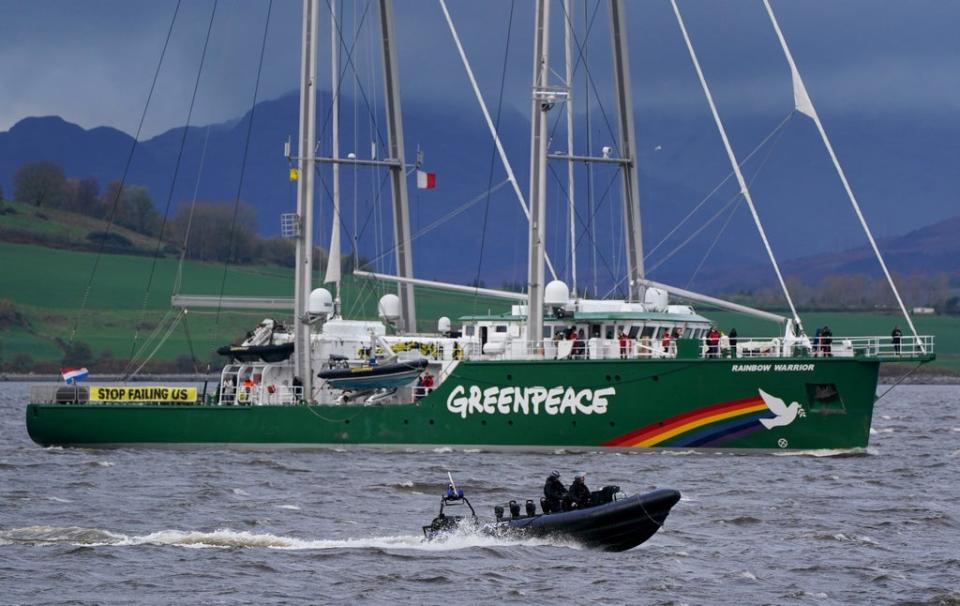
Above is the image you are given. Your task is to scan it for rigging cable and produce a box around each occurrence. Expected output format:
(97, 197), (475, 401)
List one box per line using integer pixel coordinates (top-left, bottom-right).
(126, 0), (219, 373)
(471, 0), (516, 310)
(71, 0), (183, 343)
(214, 0), (274, 329)
(644, 112), (795, 261)
(684, 113), (794, 287)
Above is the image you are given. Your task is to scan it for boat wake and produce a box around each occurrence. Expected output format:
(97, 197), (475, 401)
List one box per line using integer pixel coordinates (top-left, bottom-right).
(0, 525), (579, 552)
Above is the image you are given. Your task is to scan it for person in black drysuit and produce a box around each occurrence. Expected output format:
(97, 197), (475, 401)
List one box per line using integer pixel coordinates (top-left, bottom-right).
(569, 472), (591, 509)
(543, 470), (568, 513)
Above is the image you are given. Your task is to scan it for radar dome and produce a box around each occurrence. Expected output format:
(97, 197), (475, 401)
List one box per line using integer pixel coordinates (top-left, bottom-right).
(437, 316), (451, 334)
(644, 287), (668, 310)
(544, 280), (570, 306)
(308, 288), (334, 315)
(378, 294), (401, 324)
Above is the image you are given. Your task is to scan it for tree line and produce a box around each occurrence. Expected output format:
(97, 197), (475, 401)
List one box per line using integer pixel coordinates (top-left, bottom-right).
(3, 160), (370, 269)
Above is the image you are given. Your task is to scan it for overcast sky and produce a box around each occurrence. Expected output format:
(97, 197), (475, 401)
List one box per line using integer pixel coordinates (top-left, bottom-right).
(1, 0), (957, 139)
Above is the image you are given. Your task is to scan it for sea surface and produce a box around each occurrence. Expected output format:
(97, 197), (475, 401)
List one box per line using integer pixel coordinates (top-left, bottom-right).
(1, 383), (958, 605)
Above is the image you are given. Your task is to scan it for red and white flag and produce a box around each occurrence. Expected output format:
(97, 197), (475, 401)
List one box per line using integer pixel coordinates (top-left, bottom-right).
(416, 170), (436, 189)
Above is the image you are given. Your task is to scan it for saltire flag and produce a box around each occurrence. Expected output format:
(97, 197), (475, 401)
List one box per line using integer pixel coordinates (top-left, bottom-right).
(61, 367), (89, 384)
(416, 170), (436, 189)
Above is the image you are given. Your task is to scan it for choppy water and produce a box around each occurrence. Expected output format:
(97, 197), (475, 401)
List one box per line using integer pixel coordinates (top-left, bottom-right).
(1, 383), (958, 605)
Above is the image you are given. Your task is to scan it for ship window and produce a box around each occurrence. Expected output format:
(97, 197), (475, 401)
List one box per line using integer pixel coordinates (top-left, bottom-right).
(495, 325), (507, 333)
(542, 326), (551, 339)
(605, 325), (615, 339)
(640, 325), (655, 338)
(465, 325), (475, 337)
(805, 383), (844, 412)
(591, 325), (601, 338)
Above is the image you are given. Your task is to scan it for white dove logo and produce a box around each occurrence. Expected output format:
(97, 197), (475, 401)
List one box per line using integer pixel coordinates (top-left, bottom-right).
(758, 389), (806, 430)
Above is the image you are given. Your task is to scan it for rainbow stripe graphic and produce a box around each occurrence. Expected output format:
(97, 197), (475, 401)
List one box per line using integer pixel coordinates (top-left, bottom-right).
(604, 395), (775, 448)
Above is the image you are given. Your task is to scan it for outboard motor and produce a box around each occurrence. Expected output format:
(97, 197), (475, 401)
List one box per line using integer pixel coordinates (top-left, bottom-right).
(494, 505), (504, 521)
(540, 497), (550, 514)
(509, 500), (520, 518)
(525, 500), (536, 517)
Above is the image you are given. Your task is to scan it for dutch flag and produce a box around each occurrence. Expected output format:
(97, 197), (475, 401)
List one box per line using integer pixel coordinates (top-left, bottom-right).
(61, 367), (89, 384)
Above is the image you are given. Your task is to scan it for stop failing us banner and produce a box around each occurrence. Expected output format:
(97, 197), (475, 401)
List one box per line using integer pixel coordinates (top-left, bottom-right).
(89, 386), (197, 403)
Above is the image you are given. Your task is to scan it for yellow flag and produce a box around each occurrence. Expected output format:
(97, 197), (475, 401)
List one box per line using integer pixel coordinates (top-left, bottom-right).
(289, 168), (299, 182)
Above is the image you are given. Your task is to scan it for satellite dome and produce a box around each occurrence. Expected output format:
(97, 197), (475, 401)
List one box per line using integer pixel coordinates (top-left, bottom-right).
(378, 294), (401, 324)
(308, 288), (334, 315)
(544, 280), (570, 306)
(437, 316), (451, 334)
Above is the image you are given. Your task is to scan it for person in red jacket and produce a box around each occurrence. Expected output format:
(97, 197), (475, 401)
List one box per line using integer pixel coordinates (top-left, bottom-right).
(706, 326), (721, 358)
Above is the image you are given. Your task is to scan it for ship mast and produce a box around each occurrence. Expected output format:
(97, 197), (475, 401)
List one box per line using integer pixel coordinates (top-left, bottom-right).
(609, 0), (645, 302)
(293, 0), (319, 401)
(378, 0), (417, 333)
(526, 0), (551, 350)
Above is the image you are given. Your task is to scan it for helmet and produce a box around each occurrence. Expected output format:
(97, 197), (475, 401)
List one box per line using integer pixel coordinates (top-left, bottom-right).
(574, 471), (586, 479)
(550, 470), (560, 478)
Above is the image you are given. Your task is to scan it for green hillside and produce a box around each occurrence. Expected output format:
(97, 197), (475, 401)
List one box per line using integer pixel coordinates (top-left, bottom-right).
(0, 240), (513, 371)
(0, 198), (166, 255)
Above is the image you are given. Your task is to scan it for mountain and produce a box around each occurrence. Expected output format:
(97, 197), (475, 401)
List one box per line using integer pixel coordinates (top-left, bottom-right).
(1, 91), (957, 291)
(681, 215), (960, 294)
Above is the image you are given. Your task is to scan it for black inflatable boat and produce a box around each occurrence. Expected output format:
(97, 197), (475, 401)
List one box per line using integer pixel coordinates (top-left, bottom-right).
(217, 342), (294, 363)
(422, 485), (681, 552)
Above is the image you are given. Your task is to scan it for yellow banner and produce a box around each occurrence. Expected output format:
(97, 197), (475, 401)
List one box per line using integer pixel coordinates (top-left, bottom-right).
(89, 386), (198, 403)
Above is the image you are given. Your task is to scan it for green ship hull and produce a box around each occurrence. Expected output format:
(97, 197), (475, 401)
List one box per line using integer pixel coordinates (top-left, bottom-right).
(27, 356), (883, 451)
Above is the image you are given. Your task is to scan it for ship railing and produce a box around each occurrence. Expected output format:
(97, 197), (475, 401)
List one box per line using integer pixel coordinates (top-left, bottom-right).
(456, 334), (934, 362)
(472, 338), (676, 361)
(219, 384), (304, 406)
(698, 334), (935, 359)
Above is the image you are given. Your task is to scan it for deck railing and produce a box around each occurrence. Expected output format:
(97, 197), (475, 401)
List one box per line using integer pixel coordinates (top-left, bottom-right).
(220, 384), (304, 406)
(459, 335), (934, 361)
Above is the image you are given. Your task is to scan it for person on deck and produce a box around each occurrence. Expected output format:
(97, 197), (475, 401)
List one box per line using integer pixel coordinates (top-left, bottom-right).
(813, 327), (822, 357)
(892, 325), (903, 356)
(661, 331), (671, 357)
(821, 325), (833, 357)
(422, 371), (435, 392)
(569, 472), (591, 509)
(729, 328), (739, 358)
(543, 470), (568, 513)
(618, 331), (629, 359)
(706, 326), (721, 358)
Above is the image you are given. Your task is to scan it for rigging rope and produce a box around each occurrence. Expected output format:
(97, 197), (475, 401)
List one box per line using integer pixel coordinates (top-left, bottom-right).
(173, 124), (213, 297)
(214, 0), (274, 330)
(762, 0), (922, 348)
(671, 0), (803, 332)
(643, 112), (795, 261)
(128, 0), (219, 374)
(684, 112), (794, 287)
(471, 0), (516, 310)
(71, 0), (183, 343)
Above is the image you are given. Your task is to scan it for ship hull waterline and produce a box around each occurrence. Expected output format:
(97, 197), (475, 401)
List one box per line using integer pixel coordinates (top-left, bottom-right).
(26, 357), (880, 451)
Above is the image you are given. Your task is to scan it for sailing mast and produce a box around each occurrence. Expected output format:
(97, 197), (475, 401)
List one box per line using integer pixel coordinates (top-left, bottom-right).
(609, 0), (645, 302)
(526, 0), (551, 350)
(378, 0), (417, 333)
(293, 0), (319, 401)
(324, 0), (342, 308)
(564, 0), (577, 295)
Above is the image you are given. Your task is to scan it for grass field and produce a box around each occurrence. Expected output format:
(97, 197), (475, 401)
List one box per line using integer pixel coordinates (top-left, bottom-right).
(0, 240), (956, 372)
(0, 199), (163, 252)
(0, 241), (512, 367)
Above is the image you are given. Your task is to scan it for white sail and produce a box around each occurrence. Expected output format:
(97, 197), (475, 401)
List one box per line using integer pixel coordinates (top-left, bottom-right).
(324, 0), (341, 287)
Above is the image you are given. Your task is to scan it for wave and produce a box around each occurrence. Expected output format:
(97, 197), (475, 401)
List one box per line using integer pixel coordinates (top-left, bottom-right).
(773, 448), (871, 458)
(0, 525), (580, 552)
